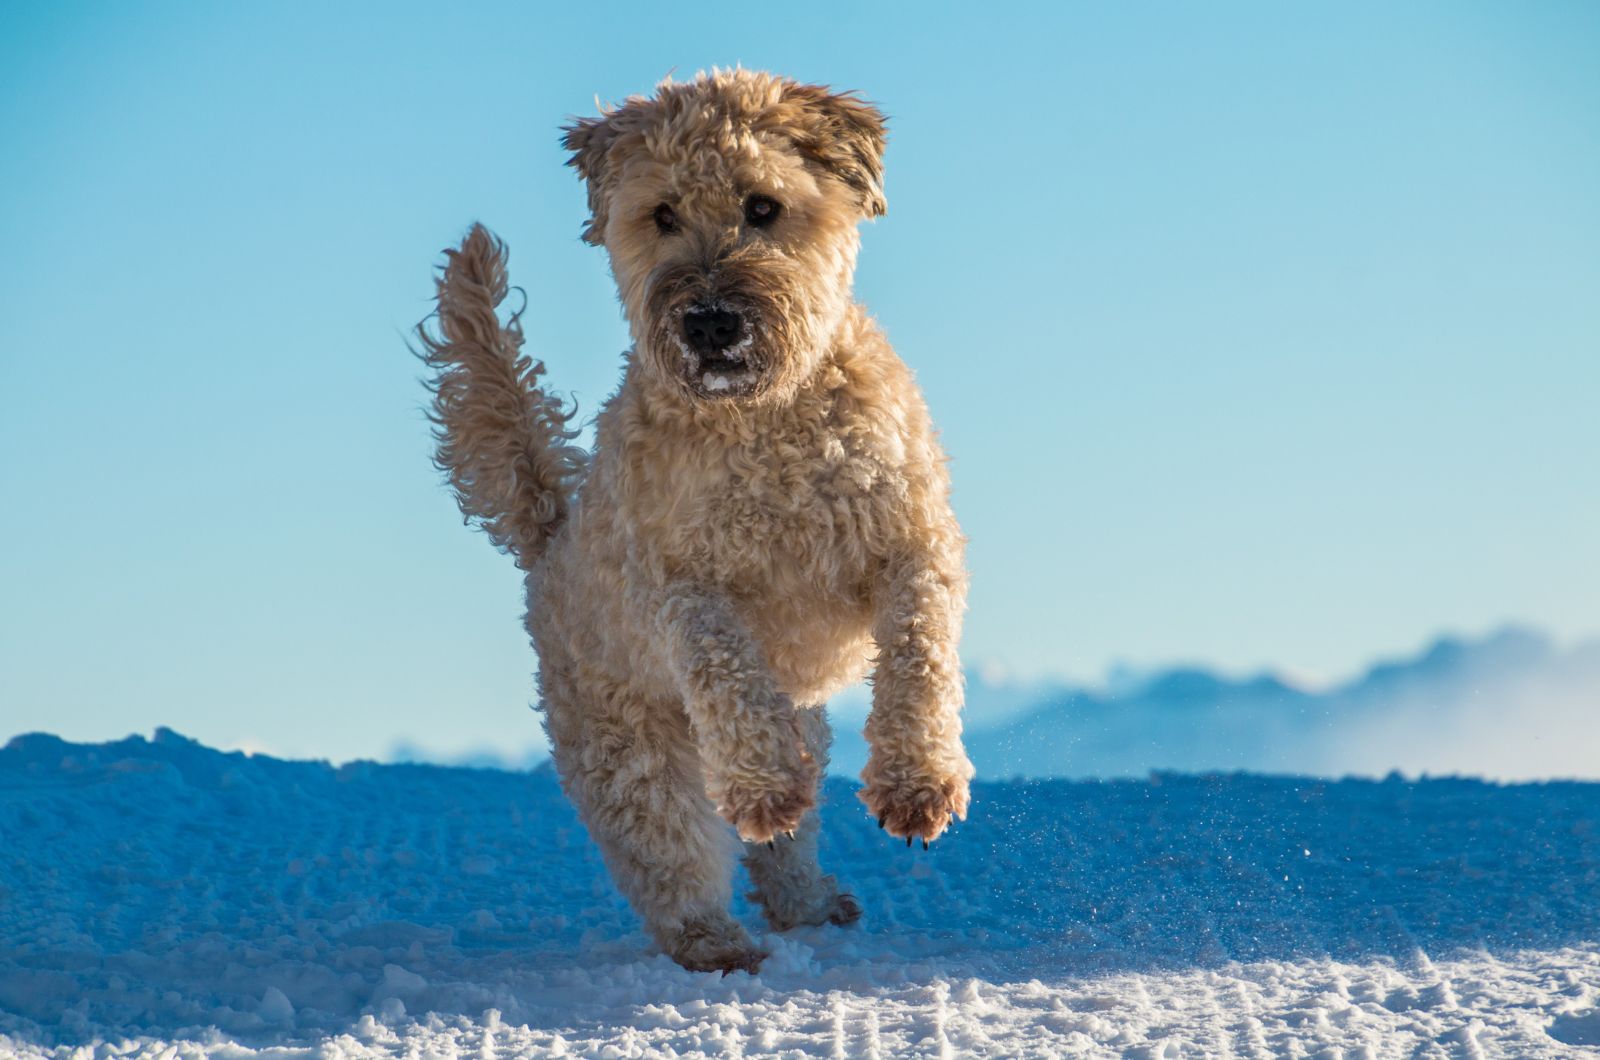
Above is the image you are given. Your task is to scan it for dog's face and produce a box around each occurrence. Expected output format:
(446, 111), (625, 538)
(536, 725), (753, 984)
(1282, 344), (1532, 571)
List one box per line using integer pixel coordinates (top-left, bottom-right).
(565, 71), (887, 406)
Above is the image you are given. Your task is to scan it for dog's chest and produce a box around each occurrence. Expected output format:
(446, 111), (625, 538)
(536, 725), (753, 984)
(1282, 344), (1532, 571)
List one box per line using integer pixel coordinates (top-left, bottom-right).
(646, 428), (904, 607)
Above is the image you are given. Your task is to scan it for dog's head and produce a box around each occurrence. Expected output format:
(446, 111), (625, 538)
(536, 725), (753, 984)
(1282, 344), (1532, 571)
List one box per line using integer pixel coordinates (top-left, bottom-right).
(564, 70), (886, 406)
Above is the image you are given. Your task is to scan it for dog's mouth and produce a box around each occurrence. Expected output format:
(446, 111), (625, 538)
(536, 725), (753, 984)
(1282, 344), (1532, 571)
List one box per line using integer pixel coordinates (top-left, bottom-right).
(678, 329), (761, 397)
(698, 350), (745, 374)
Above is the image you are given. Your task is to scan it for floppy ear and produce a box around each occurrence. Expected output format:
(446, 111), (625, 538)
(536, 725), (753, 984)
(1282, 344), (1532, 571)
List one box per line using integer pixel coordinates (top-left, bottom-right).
(562, 113), (619, 246)
(784, 84), (888, 218)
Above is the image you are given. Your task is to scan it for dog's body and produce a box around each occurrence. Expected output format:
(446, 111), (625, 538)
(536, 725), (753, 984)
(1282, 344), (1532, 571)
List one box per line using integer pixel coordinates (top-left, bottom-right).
(419, 70), (972, 973)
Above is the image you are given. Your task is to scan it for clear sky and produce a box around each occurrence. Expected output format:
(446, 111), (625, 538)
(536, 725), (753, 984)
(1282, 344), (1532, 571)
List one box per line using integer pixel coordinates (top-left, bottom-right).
(2, 2), (1597, 763)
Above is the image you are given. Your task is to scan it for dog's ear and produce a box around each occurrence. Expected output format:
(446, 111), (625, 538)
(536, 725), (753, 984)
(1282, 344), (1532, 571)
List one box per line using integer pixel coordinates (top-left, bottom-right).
(783, 85), (888, 218)
(563, 113), (619, 246)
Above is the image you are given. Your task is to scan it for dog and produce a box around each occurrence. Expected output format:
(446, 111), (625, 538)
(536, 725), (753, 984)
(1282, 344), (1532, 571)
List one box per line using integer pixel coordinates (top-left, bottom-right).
(416, 69), (972, 974)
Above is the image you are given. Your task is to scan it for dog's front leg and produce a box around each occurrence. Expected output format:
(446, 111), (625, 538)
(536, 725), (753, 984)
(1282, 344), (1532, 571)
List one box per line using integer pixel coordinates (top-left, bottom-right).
(656, 585), (817, 843)
(858, 553), (975, 844)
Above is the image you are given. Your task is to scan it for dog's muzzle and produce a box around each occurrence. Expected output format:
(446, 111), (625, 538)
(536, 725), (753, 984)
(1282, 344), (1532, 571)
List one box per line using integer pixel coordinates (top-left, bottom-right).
(679, 303), (758, 395)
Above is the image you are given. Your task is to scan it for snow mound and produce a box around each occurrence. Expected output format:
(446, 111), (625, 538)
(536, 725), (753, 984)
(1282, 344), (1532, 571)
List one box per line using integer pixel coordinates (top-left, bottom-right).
(2, 729), (1597, 1056)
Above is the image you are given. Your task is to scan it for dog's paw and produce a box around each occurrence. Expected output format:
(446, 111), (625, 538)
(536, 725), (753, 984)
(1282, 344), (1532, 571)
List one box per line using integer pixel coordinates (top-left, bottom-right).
(719, 770), (817, 844)
(857, 765), (971, 845)
(746, 867), (862, 932)
(827, 891), (863, 926)
(666, 915), (768, 976)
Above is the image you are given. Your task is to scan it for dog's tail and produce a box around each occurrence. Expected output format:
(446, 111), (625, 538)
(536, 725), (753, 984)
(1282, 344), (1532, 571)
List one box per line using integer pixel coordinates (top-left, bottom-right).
(415, 224), (586, 571)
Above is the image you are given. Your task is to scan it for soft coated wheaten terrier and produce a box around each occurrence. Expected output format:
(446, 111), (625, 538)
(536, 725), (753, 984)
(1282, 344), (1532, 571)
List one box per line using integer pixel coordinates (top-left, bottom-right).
(416, 69), (972, 974)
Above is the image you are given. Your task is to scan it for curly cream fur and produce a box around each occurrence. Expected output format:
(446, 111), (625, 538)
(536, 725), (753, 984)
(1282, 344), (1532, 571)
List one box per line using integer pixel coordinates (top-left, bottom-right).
(416, 227), (586, 570)
(419, 69), (972, 974)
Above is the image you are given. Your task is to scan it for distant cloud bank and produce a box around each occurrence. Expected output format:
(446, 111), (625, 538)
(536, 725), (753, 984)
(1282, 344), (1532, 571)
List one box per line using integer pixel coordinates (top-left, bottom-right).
(391, 627), (1600, 782)
(872, 627), (1600, 781)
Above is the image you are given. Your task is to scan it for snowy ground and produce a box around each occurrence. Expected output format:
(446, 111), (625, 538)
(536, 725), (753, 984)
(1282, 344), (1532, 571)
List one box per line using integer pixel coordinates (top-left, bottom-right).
(3, 730), (1599, 1057)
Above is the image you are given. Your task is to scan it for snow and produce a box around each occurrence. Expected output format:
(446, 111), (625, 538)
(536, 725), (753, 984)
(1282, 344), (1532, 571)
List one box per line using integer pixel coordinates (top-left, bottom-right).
(720, 330), (754, 363)
(3, 729), (1599, 1057)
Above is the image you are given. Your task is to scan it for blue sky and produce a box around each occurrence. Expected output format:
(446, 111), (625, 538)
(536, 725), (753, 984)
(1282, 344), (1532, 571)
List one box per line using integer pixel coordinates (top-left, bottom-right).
(2, 2), (1597, 762)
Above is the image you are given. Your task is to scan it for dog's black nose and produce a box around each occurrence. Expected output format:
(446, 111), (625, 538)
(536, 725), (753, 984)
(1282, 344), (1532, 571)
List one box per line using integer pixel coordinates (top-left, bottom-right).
(682, 306), (743, 353)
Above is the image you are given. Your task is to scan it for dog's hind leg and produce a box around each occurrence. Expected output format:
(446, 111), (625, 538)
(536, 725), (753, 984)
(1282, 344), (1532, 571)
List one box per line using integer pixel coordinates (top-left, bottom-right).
(742, 707), (862, 931)
(541, 662), (766, 974)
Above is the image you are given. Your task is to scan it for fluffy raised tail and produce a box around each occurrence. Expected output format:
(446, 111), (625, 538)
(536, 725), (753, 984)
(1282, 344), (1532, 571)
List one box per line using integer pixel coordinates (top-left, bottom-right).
(416, 224), (586, 570)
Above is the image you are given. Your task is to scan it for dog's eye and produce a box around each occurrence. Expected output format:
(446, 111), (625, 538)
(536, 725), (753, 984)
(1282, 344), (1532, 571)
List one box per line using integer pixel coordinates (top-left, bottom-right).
(744, 195), (781, 228)
(653, 204), (678, 234)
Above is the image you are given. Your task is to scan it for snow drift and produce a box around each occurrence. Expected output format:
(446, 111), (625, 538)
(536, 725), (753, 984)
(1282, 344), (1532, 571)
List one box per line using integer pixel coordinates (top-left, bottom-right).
(3, 729), (1599, 1056)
